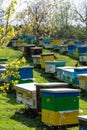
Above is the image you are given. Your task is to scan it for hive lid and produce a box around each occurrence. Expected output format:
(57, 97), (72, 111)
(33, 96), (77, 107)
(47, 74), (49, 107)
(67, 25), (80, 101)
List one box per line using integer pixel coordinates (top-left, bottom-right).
(30, 47), (43, 49)
(56, 66), (75, 70)
(77, 74), (87, 77)
(19, 66), (34, 69)
(0, 68), (6, 71)
(32, 55), (41, 58)
(15, 83), (36, 92)
(35, 82), (68, 87)
(63, 68), (74, 72)
(45, 61), (65, 64)
(41, 53), (54, 56)
(75, 66), (87, 70)
(77, 115), (87, 121)
(41, 88), (80, 93)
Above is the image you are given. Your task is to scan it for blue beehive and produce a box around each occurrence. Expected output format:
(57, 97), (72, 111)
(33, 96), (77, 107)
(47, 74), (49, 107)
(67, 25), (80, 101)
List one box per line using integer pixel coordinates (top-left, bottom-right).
(68, 45), (76, 54)
(18, 66), (34, 83)
(59, 45), (68, 54)
(74, 67), (87, 85)
(78, 45), (87, 54)
(74, 41), (82, 47)
(56, 66), (74, 81)
(42, 39), (51, 48)
(62, 68), (75, 84)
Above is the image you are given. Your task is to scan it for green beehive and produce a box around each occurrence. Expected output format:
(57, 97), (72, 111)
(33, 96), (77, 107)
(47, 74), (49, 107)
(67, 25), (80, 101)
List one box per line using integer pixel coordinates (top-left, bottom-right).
(41, 88), (80, 126)
(41, 88), (80, 112)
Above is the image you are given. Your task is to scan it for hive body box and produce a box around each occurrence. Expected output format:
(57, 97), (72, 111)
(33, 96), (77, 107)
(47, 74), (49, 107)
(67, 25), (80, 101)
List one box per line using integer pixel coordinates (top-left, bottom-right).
(15, 83), (37, 109)
(42, 39), (51, 48)
(41, 88), (80, 127)
(0, 58), (8, 64)
(0, 64), (7, 69)
(62, 68), (75, 84)
(74, 67), (87, 85)
(77, 116), (87, 130)
(32, 55), (41, 66)
(79, 53), (87, 63)
(35, 82), (68, 112)
(59, 45), (68, 54)
(40, 53), (54, 69)
(77, 74), (87, 90)
(68, 44), (76, 54)
(21, 44), (35, 56)
(18, 66), (34, 84)
(45, 61), (66, 73)
(56, 66), (75, 81)
(30, 47), (43, 56)
(50, 40), (62, 49)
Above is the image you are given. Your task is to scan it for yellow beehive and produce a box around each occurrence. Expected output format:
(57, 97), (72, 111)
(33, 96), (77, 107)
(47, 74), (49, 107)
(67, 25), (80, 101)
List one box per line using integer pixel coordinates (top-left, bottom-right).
(42, 109), (79, 126)
(78, 74), (87, 90)
(40, 53), (54, 69)
(17, 39), (24, 46)
(67, 41), (74, 45)
(73, 48), (78, 57)
(50, 40), (62, 48)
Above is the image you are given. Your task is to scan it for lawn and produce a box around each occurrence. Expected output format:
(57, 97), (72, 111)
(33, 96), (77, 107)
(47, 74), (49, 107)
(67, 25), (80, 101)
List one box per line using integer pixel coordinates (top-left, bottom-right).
(0, 47), (87, 130)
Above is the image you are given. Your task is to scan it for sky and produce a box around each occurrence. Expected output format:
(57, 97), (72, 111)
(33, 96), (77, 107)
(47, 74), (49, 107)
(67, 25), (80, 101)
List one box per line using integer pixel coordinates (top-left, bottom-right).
(1, 0), (85, 9)
(1, 0), (86, 25)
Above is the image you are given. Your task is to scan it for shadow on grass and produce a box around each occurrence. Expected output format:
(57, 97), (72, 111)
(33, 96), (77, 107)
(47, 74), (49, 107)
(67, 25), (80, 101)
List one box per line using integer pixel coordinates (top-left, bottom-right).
(6, 93), (17, 105)
(10, 107), (51, 130)
(80, 92), (87, 101)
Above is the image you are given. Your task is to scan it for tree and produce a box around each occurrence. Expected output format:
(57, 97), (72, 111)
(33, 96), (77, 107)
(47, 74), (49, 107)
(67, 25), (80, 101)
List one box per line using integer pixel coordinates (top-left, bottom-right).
(51, 0), (75, 39)
(74, 0), (87, 39)
(16, 0), (54, 39)
(0, 0), (17, 46)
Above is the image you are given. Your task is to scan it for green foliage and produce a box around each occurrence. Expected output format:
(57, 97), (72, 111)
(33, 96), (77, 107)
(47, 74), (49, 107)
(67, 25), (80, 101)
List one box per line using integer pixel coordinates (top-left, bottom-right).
(0, 26), (15, 46)
(1, 57), (26, 92)
(0, 0), (17, 46)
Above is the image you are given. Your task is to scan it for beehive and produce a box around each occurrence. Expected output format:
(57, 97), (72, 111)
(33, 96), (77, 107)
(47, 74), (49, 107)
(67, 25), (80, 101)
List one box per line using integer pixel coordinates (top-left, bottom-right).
(59, 45), (68, 54)
(32, 55), (41, 66)
(62, 68), (75, 84)
(56, 66), (74, 81)
(77, 74), (87, 90)
(35, 82), (68, 112)
(77, 115), (87, 130)
(45, 61), (66, 73)
(79, 53), (87, 63)
(50, 40), (62, 49)
(40, 53), (54, 69)
(42, 39), (51, 48)
(0, 58), (8, 64)
(30, 47), (43, 56)
(18, 66), (34, 83)
(20, 44), (35, 56)
(68, 45), (76, 54)
(74, 67), (87, 85)
(15, 83), (37, 109)
(41, 88), (80, 126)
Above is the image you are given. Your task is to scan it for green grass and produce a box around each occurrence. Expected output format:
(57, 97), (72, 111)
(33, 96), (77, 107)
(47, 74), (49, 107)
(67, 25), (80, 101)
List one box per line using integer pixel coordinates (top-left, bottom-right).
(0, 47), (23, 62)
(0, 47), (87, 130)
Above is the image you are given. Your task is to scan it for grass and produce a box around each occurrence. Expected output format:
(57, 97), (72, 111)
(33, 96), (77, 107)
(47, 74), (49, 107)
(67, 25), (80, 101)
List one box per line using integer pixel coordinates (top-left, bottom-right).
(0, 47), (87, 130)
